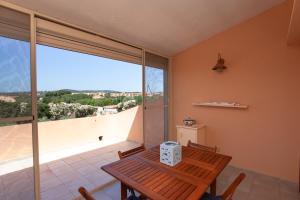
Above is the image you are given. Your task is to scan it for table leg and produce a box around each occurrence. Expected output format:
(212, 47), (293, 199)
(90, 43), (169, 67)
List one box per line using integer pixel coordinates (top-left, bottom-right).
(210, 179), (217, 197)
(121, 182), (127, 200)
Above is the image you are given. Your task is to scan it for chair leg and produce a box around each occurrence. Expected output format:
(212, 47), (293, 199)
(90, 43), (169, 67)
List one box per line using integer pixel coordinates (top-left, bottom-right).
(121, 182), (127, 200)
(210, 179), (217, 197)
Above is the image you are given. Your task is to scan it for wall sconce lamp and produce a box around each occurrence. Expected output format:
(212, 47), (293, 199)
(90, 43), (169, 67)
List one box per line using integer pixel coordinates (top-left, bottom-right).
(212, 53), (227, 72)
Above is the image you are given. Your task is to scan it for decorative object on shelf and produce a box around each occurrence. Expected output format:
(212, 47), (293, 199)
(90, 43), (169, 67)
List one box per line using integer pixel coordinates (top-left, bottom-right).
(160, 141), (182, 166)
(183, 117), (196, 126)
(212, 53), (227, 72)
(192, 101), (248, 109)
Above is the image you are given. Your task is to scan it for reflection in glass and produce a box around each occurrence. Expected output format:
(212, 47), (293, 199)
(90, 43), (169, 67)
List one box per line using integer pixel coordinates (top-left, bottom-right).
(0, 36), (31, 118)
(0, 6), (35, 200)
(0, 122), (34, 200)
(144, 66), (165, 147)
(145, 67), (164, 99)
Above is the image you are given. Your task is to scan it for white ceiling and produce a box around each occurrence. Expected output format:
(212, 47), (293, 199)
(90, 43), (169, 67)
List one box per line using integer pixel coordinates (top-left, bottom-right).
(6, 0), (285, 56)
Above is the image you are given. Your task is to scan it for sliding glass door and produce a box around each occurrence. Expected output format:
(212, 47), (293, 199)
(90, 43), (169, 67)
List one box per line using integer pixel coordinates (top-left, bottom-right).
(144, 52), (168, 148)
(0, 6), (36, 200)
(0, 4), (169, 199)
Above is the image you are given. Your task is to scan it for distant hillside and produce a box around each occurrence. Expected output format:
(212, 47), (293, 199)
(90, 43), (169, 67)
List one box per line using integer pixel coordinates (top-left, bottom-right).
(0, 91), (31, 96)
(38, 89), (121, 94)
(1, 89), (141, 96)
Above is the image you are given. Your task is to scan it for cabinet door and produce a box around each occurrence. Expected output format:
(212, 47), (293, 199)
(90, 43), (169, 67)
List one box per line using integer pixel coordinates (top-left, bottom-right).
(179, 129), (197, 146)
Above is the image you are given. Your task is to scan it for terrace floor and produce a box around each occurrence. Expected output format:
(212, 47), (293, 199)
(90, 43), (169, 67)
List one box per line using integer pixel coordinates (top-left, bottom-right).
(91, 165), (300, 200)
(1, 140), (299, 200)
(0, 141), (140, 200)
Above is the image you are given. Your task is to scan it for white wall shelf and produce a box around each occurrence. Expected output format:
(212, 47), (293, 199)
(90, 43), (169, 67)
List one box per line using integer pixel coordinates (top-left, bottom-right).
(192, 102), (248, 109)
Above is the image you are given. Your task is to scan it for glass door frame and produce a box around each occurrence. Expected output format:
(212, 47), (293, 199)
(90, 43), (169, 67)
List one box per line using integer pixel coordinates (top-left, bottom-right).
(30, 13), (41, 200)
(0, 2), (40, 200)
(0, 2), (170, 199)
(142, 50), (169, 145)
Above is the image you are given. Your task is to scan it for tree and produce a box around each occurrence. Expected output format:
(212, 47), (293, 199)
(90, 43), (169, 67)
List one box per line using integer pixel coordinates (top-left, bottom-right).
(104, 93), (111, 98)
(38, 102), (51, 119)
(134, 95), (142, 105)
(45, 90), (72, 97)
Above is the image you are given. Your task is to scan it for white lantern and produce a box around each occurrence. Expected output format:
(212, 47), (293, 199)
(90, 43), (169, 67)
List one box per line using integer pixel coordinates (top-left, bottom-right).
(160, 141), (182, 166)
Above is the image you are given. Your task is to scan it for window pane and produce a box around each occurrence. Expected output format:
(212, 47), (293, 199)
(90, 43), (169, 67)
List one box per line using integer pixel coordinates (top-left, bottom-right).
(144, 67), (165, 148)
(0, 36), (31, 118)
(144, 52), (168, 148)
(0, 6), (31, 119)
(37, 44), (143, 197)
(0, 7), (34, 200)
(0, 122), (34, 200)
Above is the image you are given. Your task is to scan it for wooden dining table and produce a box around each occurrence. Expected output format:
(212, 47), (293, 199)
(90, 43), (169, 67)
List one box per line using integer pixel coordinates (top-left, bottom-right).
(101, 145), (232, 200)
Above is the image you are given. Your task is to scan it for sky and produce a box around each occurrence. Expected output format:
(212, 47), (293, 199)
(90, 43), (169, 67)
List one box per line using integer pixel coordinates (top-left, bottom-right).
(37, 45), (142, 92)
(0, 36), (31, 93)
(0, 35), (163, 93)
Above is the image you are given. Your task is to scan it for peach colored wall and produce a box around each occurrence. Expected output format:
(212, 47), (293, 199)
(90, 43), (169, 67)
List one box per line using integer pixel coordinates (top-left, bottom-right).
(171, 1), (300, 182)
(287, 0), (300, 44)
(144, 96), (165, 147)
(38, 105), (143, 154)
(126, 105), (143, 143)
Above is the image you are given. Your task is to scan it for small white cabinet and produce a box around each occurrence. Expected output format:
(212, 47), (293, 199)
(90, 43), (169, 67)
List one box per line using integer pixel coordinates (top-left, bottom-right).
(176, 124), (206, 146)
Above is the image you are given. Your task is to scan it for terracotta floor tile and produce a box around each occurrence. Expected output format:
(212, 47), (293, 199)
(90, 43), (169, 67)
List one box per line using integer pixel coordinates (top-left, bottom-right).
(41, 176), (62, 192)
(279, 179), (300, 199)
(280, 192), (300, 200)
(249, 183), (280, 200)
(253, 173), (280, 190)
(63, 155), (83, 165)
(41, 184), (74, 200)
(92, 190), (113, 200)
(1, 141), (298, 200)
(232, 189), (250, 200)
(1, 170), (29, 186)
(47, 160), (69, 169)
(76, 165), (97, 176)
(56, 171), (81, 183)
(102, 182), (121, 199)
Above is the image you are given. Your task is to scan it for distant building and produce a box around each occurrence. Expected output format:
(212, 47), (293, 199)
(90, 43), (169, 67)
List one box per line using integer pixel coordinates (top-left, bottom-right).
(96, 107), (104, 116)
(103, 105), (118, 114)
(0, 96), (16, 102)
(70, 91), (141, 100)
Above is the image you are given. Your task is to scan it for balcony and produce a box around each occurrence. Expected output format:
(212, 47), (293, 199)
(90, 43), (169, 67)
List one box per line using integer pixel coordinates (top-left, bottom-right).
(0, 141), (140, 200)
(0, 106), (143, 200)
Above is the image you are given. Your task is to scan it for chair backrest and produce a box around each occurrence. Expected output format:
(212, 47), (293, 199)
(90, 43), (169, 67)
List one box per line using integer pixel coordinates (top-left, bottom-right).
(118, 144), (145, 159)
(221, 173), (246, 200)
(187, 140), (217, 153)
(78, 187), (96, 200)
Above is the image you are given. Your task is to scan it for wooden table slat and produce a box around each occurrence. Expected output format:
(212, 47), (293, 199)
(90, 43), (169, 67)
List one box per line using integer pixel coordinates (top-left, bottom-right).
(102, 146), (231, 200)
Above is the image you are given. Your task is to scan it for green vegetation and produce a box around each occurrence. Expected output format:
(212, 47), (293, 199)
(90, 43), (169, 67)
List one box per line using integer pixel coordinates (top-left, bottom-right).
(38, 102), (51, 119)
(39, 90), (142, 107)
(37, 90), (142, 120)
(0, 94), (31, 118)
(40, 92), (140, 106)
(0, 90), (142, 123)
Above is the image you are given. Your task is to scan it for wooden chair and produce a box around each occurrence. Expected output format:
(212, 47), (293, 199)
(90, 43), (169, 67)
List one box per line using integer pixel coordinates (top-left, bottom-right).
(118, 144), (145, 159)
(78, 187), (95, 200)
(201, 173), (246, 200)
(187, 140), (217, 153)
(118, 144), (146, 200)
